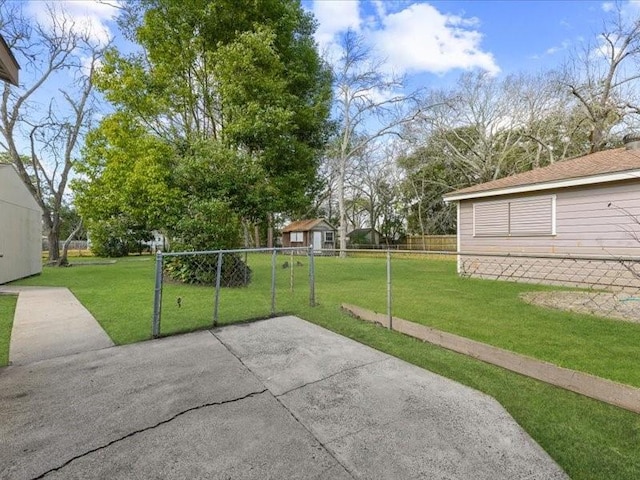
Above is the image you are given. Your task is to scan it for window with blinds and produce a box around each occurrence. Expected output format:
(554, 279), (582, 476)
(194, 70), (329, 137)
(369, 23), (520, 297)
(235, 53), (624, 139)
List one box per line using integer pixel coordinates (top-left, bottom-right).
(473, 195), (556, 237)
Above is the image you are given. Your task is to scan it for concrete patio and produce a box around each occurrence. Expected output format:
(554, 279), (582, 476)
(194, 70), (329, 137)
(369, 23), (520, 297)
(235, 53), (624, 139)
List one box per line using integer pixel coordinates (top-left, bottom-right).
(0, 309), (567, 479)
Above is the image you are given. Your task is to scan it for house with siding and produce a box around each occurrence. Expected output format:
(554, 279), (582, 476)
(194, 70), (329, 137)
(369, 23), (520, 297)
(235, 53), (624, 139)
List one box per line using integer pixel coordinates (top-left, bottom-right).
(281, 219), (336, 252)
(443, 135), (640, 287)
(0, 164), (43, 284)
(346, 228), (382, 247)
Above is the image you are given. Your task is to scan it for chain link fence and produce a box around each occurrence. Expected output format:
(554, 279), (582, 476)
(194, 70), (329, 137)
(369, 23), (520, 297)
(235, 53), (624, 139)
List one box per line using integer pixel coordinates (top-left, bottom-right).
(457, 251), (640, 323)
(151, 247), (315, 337)
(150, 246), (640, 337)
(311, 249), (640, 326)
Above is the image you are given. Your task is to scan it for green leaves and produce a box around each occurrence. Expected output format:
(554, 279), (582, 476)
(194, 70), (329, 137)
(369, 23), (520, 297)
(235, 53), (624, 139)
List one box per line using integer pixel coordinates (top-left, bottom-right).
(80, 0), (331, 254)
(74, 112), (178, 234)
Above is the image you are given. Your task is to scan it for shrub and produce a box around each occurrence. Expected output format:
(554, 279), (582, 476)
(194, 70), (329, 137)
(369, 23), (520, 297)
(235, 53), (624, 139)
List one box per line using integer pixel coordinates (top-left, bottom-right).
(164, 253), (252, 286)
(165, 199), (252, 286)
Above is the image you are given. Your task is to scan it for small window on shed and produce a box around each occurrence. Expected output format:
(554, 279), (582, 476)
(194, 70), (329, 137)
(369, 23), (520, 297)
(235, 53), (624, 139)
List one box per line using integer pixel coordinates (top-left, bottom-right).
(473, 195), (556, 237)
(509, 196), (555, 235)
(473, 201), (509, 236)
(324, 231), (334, 243)
(290, 232), (303, 242)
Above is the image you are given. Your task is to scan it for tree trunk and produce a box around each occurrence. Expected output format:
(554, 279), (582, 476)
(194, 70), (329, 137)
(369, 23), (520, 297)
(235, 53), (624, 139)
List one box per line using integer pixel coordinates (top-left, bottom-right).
(58, 219), (83, 267)
(242, 221), (251, 248)
(44, 211), (61, 262)
(267, 215), (273, 248)
(47, 228), (60, 263)
(337, 159), (347, 258)
(254, 225), (260, 248)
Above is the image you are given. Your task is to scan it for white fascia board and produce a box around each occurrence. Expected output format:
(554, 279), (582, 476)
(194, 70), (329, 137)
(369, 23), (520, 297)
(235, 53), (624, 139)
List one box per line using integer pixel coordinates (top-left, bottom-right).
(443, 170), (640, 202)
(456, 202), (461, 273)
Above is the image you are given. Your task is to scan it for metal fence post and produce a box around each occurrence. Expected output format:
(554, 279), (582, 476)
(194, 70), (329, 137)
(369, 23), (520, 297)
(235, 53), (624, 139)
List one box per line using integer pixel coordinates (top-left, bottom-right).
(244, 250), (248, 286)
(290, 250), (294, 292)
(387, 250), (392, 330)
(213, 251), (223, 327)
(152, 251), (163, 338)
(271, 249), (277, 315)
(309, 245), (316, 307)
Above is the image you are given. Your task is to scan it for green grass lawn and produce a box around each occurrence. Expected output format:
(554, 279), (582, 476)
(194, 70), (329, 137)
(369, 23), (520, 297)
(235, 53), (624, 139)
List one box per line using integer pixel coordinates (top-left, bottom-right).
(314, 255), (640, 388)
(6, 254), (640, 479)
(0, 294), (17, 366)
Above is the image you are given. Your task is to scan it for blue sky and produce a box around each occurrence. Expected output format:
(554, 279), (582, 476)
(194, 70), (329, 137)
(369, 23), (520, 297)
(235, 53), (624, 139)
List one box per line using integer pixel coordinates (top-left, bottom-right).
(9, 0), (640, 123)
(305, 0), (640, 87)
(15, 0), (640, 89)
(6, 0), (636, 189)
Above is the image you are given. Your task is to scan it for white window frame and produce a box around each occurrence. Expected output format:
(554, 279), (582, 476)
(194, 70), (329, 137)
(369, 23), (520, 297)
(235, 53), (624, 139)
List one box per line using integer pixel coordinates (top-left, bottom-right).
(473, 194), (556, 237)
(290, 232), (303, 242)
(324, 231), (334, 243)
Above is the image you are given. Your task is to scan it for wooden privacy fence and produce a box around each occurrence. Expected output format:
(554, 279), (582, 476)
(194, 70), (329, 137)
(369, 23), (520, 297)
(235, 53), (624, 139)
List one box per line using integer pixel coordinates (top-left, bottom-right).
(404, 235), (456, 251)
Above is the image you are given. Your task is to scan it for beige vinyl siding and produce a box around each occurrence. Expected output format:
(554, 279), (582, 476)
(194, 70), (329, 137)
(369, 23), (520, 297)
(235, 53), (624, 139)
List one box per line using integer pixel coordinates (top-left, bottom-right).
(460, 180), (640, 256)
(0, 166), (42, 284)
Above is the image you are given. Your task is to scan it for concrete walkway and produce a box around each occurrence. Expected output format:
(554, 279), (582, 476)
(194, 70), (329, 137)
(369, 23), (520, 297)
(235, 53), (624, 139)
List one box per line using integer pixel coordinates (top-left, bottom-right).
(0, 286), (114, 365)
(0, 316), (567, 479)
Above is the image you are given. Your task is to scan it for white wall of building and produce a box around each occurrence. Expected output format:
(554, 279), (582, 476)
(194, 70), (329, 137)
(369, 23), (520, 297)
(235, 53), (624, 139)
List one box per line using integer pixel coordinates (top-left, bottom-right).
(0, 165), (42, 284)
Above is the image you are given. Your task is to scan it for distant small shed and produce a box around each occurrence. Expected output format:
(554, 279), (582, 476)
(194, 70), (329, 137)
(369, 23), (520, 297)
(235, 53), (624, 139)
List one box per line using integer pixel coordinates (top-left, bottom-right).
(282, 219), (336, 252)
(346, 228), (381, 246)
(0, 164), (43, 284)
(443, 136), (640, 288)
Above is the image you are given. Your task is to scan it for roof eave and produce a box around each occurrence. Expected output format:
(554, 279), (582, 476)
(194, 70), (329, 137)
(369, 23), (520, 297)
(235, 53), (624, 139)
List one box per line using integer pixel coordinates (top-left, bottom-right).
(0, 34), (19, 86)
(443, 169), (640, 202)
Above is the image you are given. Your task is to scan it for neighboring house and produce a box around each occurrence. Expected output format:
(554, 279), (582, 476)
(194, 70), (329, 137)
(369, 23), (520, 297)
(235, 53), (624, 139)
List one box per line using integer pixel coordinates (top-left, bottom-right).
(282, 219), (336, 252)
(346, 228), (381, 246)
(443, 135), (640, 287)
(0, 34), (19, 85)
(0, 165), (43, 284)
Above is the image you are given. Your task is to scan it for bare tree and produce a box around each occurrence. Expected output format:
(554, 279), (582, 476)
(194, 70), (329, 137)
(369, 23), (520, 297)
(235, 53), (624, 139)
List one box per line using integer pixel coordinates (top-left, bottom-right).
(0, 2), (108, 262)
(397, 71), (586, 236)
(560, 5), (640, 152)
(328, 29), (422, 256)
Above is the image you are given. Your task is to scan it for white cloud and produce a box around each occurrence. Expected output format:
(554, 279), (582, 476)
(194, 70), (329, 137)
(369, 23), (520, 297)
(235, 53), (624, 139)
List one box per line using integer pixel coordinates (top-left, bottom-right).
(313, 1), (361, 49)
(369, 3), (499, 76)
(311, 1), (498, 77)
(545, 40), (571, 55)
(602, 0), (640, 15)
(602, 2), (615, 12)
(26, 1), (119, 47)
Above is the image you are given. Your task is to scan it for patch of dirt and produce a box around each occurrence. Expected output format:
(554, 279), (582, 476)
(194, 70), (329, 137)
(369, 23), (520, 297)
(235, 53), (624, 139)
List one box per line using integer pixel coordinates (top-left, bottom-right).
(520, 291), (640, 324)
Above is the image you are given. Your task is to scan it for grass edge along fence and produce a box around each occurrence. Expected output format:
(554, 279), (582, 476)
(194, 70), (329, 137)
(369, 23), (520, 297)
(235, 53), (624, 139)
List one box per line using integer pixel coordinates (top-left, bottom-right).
(152, 246), (316, 338)
(337, 248), (640, 329)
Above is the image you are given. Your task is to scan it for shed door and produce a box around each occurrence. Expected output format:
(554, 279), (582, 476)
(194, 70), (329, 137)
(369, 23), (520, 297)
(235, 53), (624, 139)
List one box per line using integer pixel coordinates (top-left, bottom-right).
(313, 231), (322, 251)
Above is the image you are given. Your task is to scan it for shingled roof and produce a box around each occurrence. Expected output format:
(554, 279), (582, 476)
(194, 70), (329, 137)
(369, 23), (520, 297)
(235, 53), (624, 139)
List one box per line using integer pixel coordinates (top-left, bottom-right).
(444, 147), (640, 201)
(0, 34), (19, 86)
(282, 218), (329, 232)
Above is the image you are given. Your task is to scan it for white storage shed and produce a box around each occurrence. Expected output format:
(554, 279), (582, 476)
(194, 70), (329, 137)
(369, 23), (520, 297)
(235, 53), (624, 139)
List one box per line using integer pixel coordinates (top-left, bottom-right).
(0, 164), (43, 284)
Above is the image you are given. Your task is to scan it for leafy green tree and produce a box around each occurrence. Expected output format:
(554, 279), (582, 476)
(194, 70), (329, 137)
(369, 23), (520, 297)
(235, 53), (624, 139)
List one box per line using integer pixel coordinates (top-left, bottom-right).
(74, 112), (178, 256)
(398, 141), (460, 236)
(79, 0), (331, 283)
(92, 0), (331, 225)
(163, 198), (251, 286)
(88, 217), (152, 258)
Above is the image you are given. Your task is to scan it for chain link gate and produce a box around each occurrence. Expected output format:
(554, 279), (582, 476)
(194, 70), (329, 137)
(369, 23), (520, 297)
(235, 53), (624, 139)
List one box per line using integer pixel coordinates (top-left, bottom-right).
(152, 246), (315, 338)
